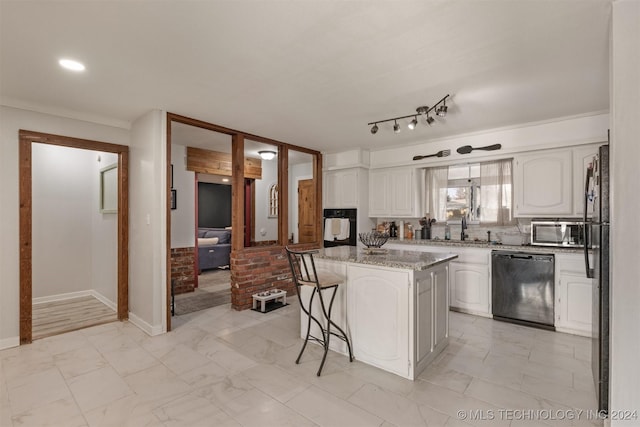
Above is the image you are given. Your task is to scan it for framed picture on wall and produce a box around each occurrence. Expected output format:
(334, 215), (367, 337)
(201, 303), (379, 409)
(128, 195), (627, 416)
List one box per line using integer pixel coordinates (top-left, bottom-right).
(171, 189), (177, 210)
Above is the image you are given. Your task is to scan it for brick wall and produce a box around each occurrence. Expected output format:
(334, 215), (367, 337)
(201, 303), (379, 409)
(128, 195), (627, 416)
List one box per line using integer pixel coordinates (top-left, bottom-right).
(230, 244), (319, 310)
(170, 247), (196, 295)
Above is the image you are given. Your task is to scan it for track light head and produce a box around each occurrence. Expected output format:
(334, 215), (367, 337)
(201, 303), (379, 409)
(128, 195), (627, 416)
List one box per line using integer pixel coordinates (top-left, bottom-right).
(425, 115), (435, 125)
(393, 120), (400, 133)
(437, 104), (448, 117)
(408, 117), (418, 130)
(370, 123), (379, 134)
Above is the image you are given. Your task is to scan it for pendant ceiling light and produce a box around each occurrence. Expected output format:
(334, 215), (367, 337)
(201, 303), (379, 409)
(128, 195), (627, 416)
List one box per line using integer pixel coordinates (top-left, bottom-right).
(367, 94), (450, 135)
(258, 150), (276, 160)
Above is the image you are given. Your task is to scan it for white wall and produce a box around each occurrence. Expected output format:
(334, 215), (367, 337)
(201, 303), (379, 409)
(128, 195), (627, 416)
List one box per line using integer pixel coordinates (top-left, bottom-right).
(31, 145), (118, 304)
(254, 158), (278, 241)
(367, 113), (609, 169)
(0, 105), (129, 349)
(128, 109), (167, 335)
(609, 1), (640, 423)
(92, 152), (118, 305)
(170, 144), (195, 249)
(32, 144), (94, 298)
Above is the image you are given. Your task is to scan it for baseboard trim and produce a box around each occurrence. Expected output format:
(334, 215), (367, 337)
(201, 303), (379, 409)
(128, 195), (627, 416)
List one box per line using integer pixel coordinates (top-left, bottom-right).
(32, 290), (117, 312)
(90, 291), (117, 311)
(128, 312), (163, 336)
(0, 336), (20, 350)
(32, 290), (93, 305)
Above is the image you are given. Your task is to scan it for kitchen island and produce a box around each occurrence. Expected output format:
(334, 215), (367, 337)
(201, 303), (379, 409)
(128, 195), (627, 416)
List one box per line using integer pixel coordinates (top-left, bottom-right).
(299, 246), (457, 380)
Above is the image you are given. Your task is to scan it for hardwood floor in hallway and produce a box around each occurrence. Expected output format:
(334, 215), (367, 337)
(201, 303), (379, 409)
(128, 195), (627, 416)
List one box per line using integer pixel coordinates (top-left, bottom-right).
(32, 295), (117, 340)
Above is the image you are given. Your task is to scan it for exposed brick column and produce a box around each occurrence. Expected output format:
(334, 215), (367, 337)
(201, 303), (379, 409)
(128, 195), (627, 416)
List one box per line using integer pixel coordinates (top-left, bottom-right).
(230, 244), (319, 310)
(170, 247), (196, 295)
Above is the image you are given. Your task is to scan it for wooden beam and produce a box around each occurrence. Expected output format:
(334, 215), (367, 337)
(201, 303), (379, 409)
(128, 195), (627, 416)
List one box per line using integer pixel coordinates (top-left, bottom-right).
(231, 134), (245, 251)
(19, 138), (32, 344)
(186, 146), (262, 179)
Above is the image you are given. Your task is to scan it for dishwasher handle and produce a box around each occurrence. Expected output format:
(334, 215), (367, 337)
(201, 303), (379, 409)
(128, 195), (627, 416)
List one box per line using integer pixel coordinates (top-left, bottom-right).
(509, 254), (533, 260)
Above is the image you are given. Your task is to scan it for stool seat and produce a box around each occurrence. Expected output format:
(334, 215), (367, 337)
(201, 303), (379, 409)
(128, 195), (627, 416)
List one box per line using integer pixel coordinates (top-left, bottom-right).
(285, 247), (353, 376)
(299, 271), (343, 288)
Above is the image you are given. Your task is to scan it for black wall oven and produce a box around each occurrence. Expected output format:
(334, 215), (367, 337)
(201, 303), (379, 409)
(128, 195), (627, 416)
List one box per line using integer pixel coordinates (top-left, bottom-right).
(323, 209), (357, 247)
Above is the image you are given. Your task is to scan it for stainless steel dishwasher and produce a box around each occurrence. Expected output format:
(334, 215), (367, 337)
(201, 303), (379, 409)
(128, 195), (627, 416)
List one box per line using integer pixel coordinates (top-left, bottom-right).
(491, 250), (555, 330)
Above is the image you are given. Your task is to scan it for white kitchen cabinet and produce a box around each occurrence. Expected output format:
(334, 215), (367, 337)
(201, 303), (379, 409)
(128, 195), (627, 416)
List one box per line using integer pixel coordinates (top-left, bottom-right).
(387, 243), (492, 317)
(572, 145), (598, 217)
(415, 264), (449, 371)
(449, 261), (490, 316)
(369, 167), (422, 217)
(324, 169), (359, 208)
(514, 149), (573, 216)
(555, 253), (593, 337)
(347, 265), (411, 377)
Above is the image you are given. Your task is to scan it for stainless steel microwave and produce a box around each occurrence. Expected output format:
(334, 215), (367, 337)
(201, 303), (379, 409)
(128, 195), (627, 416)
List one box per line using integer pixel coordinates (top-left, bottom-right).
(531, 218), (589, 247)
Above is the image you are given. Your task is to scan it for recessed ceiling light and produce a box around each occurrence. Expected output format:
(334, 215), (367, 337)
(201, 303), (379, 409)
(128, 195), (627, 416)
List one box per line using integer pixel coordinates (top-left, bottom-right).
(222, 178), (230, 182)
(58, 59), (85, 72)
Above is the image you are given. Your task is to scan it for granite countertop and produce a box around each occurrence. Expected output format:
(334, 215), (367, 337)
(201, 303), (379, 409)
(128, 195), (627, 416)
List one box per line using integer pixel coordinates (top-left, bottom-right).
(316, 246), (458, 271)
(385, 238), (587, 254)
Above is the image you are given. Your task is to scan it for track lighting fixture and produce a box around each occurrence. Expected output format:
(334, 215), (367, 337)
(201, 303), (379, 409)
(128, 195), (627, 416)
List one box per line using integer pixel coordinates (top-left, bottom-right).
(367, 94), (450, 135)
(258, 150), (276, 160)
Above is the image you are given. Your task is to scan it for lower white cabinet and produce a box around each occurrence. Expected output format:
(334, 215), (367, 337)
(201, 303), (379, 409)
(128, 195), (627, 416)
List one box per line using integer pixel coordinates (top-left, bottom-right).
(555, 253), (593, 337)
(415, 265), (449, 369)
(449, 261), (490, 315)
(347, 265), (411, 377)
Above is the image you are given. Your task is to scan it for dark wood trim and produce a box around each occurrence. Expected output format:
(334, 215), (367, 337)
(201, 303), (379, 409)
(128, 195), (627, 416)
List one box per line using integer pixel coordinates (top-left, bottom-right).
(118, 150), (129, 320)
(314, 153), (323, 245)
(19, 130), (129, 344)
(231, 134), (245, 252)
(19, 138), (32, 344)
(167, 112), (318, 156)
(166, 118), (172, 332)
(278, 145), (289, 246)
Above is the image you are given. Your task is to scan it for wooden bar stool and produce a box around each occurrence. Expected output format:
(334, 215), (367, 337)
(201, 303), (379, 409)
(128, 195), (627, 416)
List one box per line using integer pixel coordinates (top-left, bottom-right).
(285, 247), (353, 376)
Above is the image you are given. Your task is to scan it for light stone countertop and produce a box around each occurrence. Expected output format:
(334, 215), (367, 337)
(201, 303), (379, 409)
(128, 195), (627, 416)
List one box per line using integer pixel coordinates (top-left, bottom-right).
(316, 246), (458, 271)
(385, 237), (587, 254)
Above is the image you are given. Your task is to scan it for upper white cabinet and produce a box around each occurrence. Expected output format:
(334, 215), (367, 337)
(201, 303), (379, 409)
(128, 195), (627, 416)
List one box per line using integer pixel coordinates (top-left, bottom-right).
(324, 169), (359, 208)
(369, 167), (422, 217)
(572, 145), (598, 217)
(514, 149), (573, 216)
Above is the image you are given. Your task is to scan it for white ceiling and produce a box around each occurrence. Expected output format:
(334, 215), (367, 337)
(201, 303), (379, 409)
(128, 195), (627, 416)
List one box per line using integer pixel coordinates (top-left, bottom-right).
(0, 1), (611, 153)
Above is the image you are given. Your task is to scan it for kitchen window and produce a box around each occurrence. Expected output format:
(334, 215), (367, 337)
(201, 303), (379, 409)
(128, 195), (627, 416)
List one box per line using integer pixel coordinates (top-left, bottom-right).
(425, 158), (514, 225)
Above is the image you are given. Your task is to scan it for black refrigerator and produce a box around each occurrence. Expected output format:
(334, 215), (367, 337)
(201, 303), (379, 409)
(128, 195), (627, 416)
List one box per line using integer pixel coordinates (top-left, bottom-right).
(584, 144), (609, 414)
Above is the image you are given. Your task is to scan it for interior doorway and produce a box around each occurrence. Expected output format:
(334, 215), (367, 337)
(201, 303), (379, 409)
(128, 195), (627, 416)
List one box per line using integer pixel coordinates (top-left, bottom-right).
(18, 130), (129, 344)
(167, 118), (233, 323)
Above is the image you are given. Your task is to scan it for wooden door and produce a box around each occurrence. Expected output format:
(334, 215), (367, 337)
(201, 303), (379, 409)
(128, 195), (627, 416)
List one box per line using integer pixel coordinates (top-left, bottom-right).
(298, 179), (316, 243)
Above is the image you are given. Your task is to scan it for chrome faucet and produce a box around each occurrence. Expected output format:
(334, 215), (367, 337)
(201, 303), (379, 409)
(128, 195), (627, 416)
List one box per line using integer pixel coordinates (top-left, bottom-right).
(461, 216), (468, 241)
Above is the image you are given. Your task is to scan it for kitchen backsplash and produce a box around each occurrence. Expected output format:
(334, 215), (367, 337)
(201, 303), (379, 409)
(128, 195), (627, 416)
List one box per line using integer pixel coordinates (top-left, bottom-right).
(375, 218), (532, 243)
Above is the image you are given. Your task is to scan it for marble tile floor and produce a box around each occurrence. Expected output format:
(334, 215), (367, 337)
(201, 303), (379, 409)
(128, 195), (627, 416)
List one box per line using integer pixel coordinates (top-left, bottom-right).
(0, 301), (601, 427)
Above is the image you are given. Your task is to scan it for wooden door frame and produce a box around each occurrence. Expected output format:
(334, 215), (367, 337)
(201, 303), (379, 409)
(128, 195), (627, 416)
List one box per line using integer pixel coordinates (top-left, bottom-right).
(19, 130), (129, 344)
